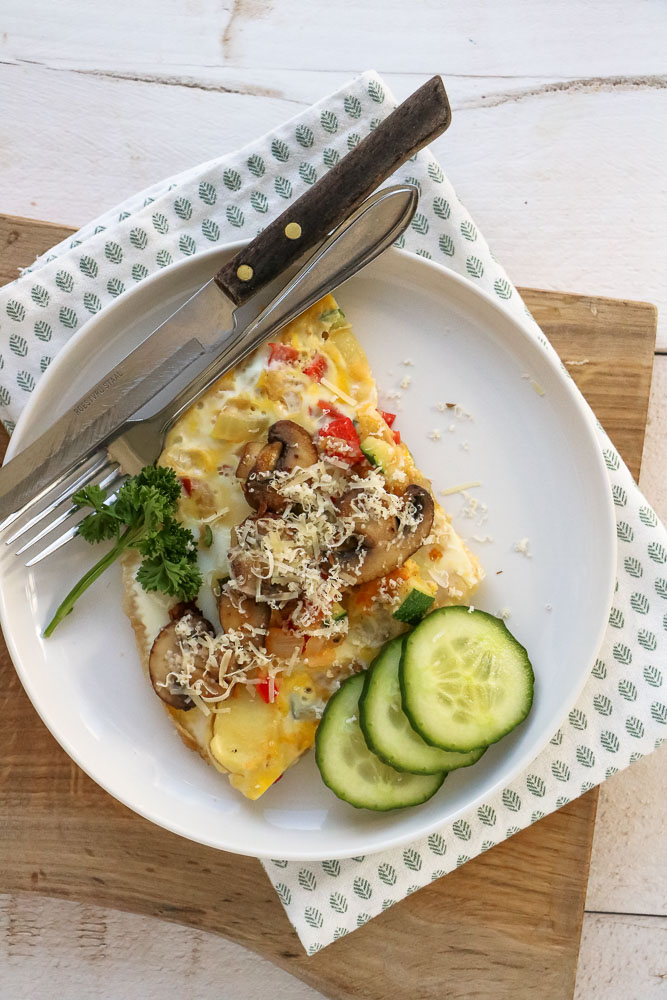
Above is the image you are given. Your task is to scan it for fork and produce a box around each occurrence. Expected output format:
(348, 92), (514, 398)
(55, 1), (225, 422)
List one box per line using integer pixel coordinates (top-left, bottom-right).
(3, 184), (418, 566)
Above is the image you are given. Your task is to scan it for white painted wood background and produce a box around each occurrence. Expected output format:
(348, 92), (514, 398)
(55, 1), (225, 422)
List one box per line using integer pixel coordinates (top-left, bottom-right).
(1, 1), (665, 997)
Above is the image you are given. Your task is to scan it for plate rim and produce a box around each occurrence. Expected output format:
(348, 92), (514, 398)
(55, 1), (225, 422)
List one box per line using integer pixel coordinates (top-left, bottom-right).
(2, 243), (617, 859)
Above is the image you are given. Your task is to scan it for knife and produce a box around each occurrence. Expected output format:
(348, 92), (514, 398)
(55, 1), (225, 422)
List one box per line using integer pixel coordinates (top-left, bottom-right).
(0, 76), (451, 527)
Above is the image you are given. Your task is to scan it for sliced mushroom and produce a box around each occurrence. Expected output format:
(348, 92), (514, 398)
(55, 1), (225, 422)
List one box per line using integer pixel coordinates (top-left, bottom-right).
(236, 441), (263, 480)
(251, 441), (283, 476)
(242, 441), (282, 512)
(243, 420), (317, 513)
(333, 484), (434, 585)
(168, 601), (200, 622)
(149, 608), (222, 711)
(228, 517), (288, 599)
(218, 588), (270, 640)
(268, 420), (318, 470)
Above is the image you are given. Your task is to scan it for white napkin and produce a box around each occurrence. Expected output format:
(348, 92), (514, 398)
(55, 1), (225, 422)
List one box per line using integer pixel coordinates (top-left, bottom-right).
(0, 71), (664, 955)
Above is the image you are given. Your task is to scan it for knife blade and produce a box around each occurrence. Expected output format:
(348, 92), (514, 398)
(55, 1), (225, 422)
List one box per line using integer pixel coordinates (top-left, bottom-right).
(0, 76), (451, 526)
(108, 183), (419, 476)
(0, 283), (236, 528)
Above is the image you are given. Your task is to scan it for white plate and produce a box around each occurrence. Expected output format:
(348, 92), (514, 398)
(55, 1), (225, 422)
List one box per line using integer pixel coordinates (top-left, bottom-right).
(0, 246), (616, 860)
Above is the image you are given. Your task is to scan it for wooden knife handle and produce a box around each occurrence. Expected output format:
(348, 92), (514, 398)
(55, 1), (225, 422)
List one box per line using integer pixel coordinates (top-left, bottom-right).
(215, 76), (451, 305)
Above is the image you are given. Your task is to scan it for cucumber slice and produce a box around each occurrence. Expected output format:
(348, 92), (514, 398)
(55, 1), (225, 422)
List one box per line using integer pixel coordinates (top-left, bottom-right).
(360, 638), (486, 774)
(360, 436), (394, 472)
(315, 673), (445, 810)
(401, 607), (534, 752)
(392, 585), (435, 625)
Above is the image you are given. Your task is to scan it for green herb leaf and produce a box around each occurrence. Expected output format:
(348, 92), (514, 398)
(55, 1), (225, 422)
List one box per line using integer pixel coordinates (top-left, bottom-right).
(136, 555), (201, 599)
(44, 465), (200, 636)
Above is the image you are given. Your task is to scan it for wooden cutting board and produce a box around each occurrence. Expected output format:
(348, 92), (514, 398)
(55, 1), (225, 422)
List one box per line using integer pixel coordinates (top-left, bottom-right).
(0, 214), (657, 1000)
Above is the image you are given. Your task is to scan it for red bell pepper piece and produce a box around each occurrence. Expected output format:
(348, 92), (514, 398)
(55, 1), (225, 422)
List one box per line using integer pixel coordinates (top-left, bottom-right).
(303, 353), (328, 381)
(318, 399), (344, 418)
(392, 429), (401, 444)
(379, 409), (396, 427)
(319, 415), (363, 463)
(257, 675), (279, 704)
(180, 477), (193, 496)
(268, 342), (299, 365)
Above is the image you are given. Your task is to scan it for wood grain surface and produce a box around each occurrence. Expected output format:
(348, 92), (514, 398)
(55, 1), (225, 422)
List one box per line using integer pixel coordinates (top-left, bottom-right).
(0, 214), (657, 1000)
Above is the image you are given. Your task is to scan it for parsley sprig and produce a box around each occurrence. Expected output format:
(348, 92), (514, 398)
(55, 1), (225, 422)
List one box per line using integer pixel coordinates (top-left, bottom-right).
(44, 466), (202, 636)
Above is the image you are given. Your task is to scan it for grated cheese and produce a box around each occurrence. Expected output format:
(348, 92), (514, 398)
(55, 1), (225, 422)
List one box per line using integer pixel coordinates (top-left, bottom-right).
(513, 537), (532, 558)
(429, 567), (450, 591)
(227, 460), (422, 634)
(460, 492), (489, 526)
(521, 374), (546, 396)
(164, 617), (281, 707)
(320, 377), (357, 407)
(440, 481), (482, 497)
(199, 507), (230, 525)
(189, 692), (212, 716)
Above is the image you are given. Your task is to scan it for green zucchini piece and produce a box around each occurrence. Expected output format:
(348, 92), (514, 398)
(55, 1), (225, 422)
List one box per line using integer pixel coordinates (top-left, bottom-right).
(400, 607), (534, 752)
(360, 637), (486, 774)
(392, 585), (435, 625)
(323, 602), (346, 627)
(315, 673), (445, 810)
(360, 436), (395, 472)
(319, 307), (348, 330)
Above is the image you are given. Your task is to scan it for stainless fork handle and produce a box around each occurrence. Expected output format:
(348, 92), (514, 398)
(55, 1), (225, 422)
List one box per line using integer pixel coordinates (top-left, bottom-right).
(142, 184), (418, 437)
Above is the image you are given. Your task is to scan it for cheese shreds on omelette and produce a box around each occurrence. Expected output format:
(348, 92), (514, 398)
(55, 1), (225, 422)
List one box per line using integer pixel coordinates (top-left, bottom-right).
(122, 296), (483, 800)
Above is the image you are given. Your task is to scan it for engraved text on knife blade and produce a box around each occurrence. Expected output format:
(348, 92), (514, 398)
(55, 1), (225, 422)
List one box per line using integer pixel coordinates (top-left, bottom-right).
(73, 369), (124, 415)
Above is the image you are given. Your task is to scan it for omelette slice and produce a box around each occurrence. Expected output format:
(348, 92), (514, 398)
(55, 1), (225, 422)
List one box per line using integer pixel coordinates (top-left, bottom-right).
(122, 295), (483, 800)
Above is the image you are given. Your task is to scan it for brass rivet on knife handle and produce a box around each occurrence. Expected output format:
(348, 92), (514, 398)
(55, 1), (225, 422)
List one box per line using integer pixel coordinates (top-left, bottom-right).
(215, 76), (451, 306)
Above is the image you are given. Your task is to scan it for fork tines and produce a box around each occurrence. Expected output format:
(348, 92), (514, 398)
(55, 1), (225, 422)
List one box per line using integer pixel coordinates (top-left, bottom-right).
(2, 452), (125, 566)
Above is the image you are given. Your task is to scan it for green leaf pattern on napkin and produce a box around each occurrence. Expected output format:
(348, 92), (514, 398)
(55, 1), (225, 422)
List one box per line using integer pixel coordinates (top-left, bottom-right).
(0, 71), (664, 955)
